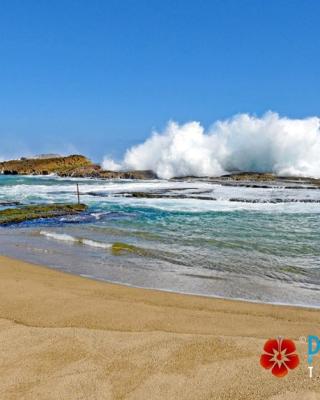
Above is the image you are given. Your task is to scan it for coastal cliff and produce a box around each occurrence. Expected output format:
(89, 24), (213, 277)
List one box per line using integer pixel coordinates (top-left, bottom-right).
(0, 155), (91, 176)
(0, 155), (157, 179)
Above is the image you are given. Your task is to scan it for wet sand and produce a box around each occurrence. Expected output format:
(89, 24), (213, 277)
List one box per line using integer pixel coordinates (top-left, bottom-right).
(0, 254), (319, 400)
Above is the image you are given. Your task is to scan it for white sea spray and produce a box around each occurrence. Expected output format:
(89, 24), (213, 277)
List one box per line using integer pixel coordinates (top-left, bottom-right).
(103, 112), (320, 179)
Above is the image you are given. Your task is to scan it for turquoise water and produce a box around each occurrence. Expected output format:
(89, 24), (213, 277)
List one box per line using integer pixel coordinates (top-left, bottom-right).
(1, 175), (320, 307)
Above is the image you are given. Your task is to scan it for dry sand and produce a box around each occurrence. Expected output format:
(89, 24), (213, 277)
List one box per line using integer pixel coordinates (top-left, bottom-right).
(0, 254), (320, 400)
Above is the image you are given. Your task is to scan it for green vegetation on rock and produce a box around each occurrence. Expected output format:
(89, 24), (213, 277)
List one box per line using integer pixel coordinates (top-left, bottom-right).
(0, 203), (87, 225)
(111, 242), (149, 256)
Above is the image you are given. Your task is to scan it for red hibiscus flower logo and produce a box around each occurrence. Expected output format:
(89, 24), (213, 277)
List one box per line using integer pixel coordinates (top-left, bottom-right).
(260, 337), (299, 377)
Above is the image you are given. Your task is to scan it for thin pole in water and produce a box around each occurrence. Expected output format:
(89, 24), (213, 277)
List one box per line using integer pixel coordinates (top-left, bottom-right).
(76, 183), (80, 204)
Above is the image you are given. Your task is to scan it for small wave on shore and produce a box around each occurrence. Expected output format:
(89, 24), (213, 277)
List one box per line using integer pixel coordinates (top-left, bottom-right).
(39, 231), (76, 242)
(39, 231), (162, 258)
(40, 230), (112, 249)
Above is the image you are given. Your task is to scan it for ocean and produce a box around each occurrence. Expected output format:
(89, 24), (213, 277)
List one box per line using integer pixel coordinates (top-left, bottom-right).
(1, 174), (320, 307)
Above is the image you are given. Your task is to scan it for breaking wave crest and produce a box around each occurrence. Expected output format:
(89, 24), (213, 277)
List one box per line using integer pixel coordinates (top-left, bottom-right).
(103, 112), (320, 179)
(40, 231), (111, 249)
(40, 231), (76, 242)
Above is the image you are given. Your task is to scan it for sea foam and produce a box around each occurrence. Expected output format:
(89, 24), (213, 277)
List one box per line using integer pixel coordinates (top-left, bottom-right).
(40, 231), (111, 249)
(81, 239), (111, 249)
(40, 231), (77, 242)
(103, 112), (320, 179)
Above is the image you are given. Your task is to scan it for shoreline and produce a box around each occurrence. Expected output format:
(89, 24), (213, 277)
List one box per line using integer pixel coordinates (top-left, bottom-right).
(3, 249), (319, 311)
(1, 173), (320, 311)
(82, 274), (320, 311)
(1, 254), (320, 399)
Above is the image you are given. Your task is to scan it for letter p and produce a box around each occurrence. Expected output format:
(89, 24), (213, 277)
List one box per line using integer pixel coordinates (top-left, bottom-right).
(308, 335), (320, 364)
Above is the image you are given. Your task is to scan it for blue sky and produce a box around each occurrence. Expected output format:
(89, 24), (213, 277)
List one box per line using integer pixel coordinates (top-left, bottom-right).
(0, 0), (319, 162)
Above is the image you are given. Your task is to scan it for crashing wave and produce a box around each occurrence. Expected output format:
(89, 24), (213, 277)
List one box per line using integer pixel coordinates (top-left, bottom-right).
(103, 112), (320, 179)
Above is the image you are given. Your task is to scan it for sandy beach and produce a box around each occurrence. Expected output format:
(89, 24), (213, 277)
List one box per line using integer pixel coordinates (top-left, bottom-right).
(0, 254), (320, 400)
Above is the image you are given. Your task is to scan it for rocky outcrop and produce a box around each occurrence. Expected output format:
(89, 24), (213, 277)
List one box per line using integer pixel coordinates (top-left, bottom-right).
(0, 155), (157, 179)
(0, 155), (91, 176)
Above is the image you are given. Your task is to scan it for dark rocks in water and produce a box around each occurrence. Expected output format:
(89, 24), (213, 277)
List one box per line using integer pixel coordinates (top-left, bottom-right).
(220, 172), (277, 181)
(86, 188), (216, 200)
(172, 172), (320, 189)
(172, 172), (274, 185)
(99, 170), (157, 180)
(0, 203), (87, 225)
(219, 172), (320, 185)
(131, 192), (161, 198)
(0, 201), (21, 206)
(129, 191), (212, 200)
(109, 191), (320, 203)
(86, 191), (106, 197)
(111, 191), (216, 200)
(60, 166), (157, 179)
(229, 198), (320, 203)
(58, 164), (103, 178)
(87, 188), (320, 203)
(130, 191), (190, 199)
(226, 174), (320, 187)
(86, 190), (175, 199)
